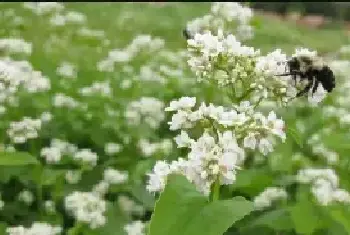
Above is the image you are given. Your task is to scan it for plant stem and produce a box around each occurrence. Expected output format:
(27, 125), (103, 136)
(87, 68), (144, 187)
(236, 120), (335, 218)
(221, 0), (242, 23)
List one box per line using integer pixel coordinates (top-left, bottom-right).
(210, 179), (220, 202)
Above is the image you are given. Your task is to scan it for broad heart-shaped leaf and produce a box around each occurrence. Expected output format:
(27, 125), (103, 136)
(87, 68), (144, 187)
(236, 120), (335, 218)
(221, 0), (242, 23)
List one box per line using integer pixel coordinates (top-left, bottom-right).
(148, 174), (254, 235)
(289, 190), (323, 235)
(327, 205), (350, 234)
(0, 151), (39, 166)
(241, 208), (294, 232)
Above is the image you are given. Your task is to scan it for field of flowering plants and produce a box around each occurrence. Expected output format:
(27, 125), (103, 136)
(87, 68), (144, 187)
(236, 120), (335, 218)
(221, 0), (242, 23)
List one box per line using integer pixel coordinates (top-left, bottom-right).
(1, 2), (350, 235)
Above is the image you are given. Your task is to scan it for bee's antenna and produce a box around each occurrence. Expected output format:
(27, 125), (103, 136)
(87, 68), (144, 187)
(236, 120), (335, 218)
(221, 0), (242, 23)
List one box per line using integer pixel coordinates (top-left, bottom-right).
(182, 28), (192, 40)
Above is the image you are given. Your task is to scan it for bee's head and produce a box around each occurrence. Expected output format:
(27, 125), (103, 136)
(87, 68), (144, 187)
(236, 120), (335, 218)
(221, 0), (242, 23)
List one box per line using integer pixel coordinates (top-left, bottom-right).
(287, 57), (300, 72)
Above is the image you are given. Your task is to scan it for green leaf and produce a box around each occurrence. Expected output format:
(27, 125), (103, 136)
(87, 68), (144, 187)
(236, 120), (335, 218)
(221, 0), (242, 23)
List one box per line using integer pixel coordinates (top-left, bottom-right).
(0, 151), (39, 166)
(131, 184), (156, 210)
(289, 194), (322, 235)
(242, 208), (294, 232)
(148, 174), (254, 235)
(328, 205), (350, 234)
(287, 127), (304, 149)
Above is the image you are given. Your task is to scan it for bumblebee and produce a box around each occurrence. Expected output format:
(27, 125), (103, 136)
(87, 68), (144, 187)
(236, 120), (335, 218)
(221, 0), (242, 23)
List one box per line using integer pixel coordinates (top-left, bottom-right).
(277, 56), (336, 97)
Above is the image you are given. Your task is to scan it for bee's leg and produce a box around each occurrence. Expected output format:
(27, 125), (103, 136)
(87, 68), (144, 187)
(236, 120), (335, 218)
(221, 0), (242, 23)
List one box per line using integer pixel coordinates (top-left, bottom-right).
(311, 79), (319, 95)
(296, 80), (313, 97)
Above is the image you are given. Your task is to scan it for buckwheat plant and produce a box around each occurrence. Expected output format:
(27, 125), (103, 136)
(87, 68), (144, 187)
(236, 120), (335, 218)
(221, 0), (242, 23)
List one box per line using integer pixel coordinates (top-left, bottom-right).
(146, 25), (333, 208)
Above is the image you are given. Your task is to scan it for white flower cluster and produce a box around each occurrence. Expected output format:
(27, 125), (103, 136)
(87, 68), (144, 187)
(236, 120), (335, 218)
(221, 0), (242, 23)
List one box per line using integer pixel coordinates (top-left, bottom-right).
(23, 2), (64, 15)
(138, 139), (173, 157)
(53, 93), (80, 109)
(147, 97), (286, 195)
(44, 200), (56, 214)
(104, 142), (122, 156)
(93, 168), (128, 196)
(18, 190), (34, 205)
(97, 35), (164, 72)
(307, 134), (339, 165)
(124, 220), (146, 235)
(253, 187), (288, 210)
(56, 62), (77, 78)
(186, 2), (254, 41)
(79, 80), (112, 98)
(73, 149), (98, 167)
(7, 117), (42, 144)
(64, 191), (107, 229)
(6, 222), (62, 235)
(296, 168), (350, 206)
(40, 139), (78, 164)
(0, 58), (51, 107)
(125, 97), (165, 129)
(0, 38), (32, 55)
(65, 170), (82, 184)
(77, 27), (105, 39)
(50, 11), (87, 26)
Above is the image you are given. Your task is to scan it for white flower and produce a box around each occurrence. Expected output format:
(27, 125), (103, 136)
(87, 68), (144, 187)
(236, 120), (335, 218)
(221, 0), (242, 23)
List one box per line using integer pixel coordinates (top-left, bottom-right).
(103, 168), (128, 185)
(65, 191), (107, 229)
(124, 220), (146, 235)
(18, 190), (34, 205)
(174, 130), (194, 148)
(266, 111), (286, 141)
(254, 187), (288, 210)
(65, 170), (82, 184)
(292, 48), (317, 58)
(258, 138), (273, 156)
(6, 222), (61, 235)
(308, 84), (327, 106)
(165, 97), (196, 112)
(104, 142), (122, 155)
(40, 147), (62, 163)
(146, 161), (171, 193)
(243, 133), (256, 149)
(73, 149), (98, 166)
(168, 110), (191, 131)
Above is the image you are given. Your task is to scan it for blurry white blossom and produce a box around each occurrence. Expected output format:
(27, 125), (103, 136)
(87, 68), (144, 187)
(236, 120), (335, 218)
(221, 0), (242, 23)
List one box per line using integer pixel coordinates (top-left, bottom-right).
(103, 168), (128, 185)
(53, 93), (80, 108)
(7, 222), (62, 235)
(79, 80), (112, 98)
(40, 146), (61, 163)
(65, 191), (106, 229)
(65, 170), (82, 184)
(0, 38), (32, 55)
(56, 62), (77, 78)
(124, 220), (146, 235)
(23, 2), (64, 15)
(138, 139), (173, 157)
(125, 97), (165, 129)
(44, 200), (56, 214)
(296, 168), (350, 206)
(18, 190), (34, 205)
(253, 187), (288, 210)
(73, 149), (98, 166)
(104, 142), (122, 156)
(7, 117), (42, 144)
